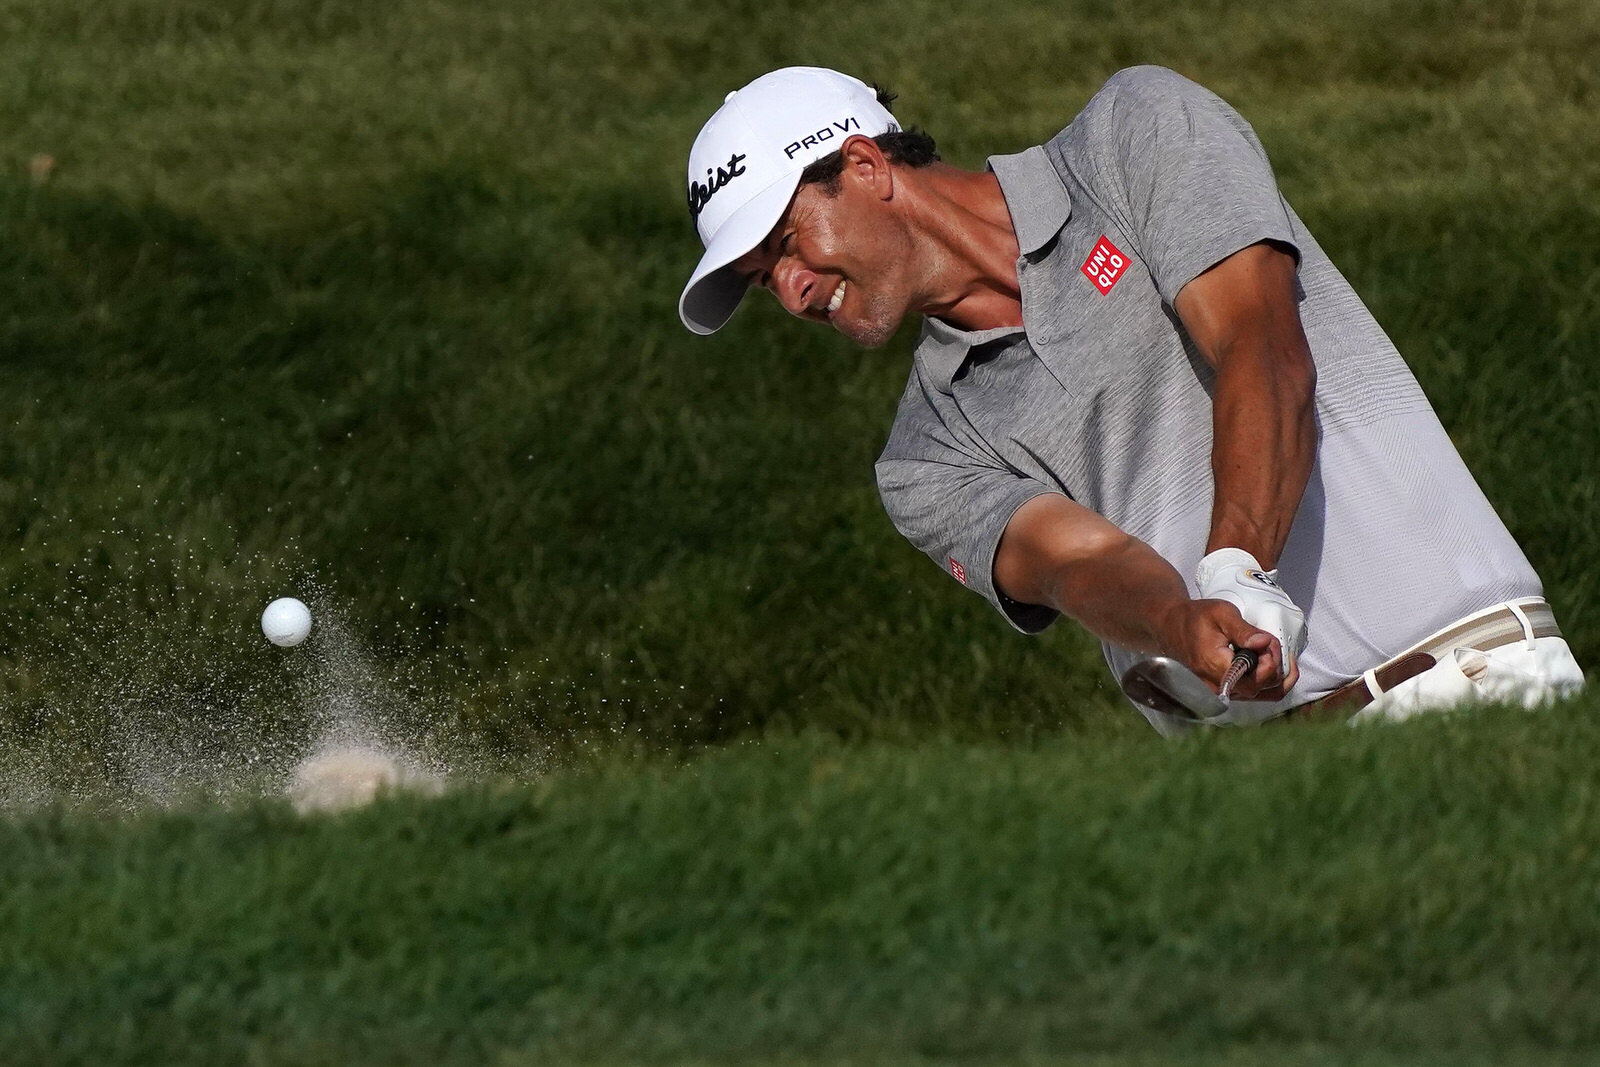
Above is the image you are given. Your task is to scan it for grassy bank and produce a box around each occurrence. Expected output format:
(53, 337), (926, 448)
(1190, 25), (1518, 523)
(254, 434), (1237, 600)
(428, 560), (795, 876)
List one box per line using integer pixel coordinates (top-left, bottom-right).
(6, 699), (1600, 1064)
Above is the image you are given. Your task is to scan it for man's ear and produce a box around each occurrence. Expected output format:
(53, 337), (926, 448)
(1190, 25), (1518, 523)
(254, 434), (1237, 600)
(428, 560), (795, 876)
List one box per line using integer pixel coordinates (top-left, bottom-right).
(839, 135), (894, 200)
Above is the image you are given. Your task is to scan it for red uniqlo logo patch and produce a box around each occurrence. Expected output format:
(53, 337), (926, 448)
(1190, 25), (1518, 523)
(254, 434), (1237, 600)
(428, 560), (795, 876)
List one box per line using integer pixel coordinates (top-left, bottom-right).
(1081, 235), (1128, 294)
(948, 557), (967, 585)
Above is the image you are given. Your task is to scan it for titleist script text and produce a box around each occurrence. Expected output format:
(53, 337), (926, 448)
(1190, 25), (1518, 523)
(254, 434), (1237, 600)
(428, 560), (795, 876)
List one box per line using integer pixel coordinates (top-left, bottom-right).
(688, 152), (747, 220)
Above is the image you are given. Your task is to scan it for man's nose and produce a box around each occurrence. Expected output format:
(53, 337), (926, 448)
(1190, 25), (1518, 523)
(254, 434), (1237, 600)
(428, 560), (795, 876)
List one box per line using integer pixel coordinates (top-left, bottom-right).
(772, 259), (818, 318)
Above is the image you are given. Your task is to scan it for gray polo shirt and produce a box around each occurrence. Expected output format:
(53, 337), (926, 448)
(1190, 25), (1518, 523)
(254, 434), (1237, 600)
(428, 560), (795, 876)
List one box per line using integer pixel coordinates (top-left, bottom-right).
(875, 65), (1541, 722)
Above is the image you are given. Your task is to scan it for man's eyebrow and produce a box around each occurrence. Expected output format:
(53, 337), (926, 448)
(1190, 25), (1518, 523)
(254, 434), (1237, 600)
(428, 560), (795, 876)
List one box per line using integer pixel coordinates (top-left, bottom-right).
(739, 227), (784, 284)
(752, 229), (780, 264)
(760, 224), (784, 256)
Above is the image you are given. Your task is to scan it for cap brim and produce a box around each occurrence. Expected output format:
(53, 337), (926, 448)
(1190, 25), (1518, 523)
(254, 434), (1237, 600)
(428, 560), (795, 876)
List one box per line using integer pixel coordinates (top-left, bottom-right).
(678, 172), (802, 335)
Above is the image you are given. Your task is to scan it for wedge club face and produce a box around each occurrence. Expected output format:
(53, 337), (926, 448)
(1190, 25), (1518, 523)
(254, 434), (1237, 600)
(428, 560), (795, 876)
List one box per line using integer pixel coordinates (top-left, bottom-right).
(1120, 656), (1229, 722)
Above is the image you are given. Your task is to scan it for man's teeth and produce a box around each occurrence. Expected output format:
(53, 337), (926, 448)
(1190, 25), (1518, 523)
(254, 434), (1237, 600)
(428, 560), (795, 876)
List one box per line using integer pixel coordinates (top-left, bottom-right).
(827, 281), (846, 314)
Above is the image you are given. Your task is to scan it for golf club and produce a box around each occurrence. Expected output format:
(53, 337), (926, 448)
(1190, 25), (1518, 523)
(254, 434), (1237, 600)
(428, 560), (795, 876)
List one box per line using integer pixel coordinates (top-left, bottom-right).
(1120, 647), (1260, 723)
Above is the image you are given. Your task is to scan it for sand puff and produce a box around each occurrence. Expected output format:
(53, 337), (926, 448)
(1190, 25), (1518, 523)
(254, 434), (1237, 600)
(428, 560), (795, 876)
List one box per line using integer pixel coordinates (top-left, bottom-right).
(288, 745), (441, 814)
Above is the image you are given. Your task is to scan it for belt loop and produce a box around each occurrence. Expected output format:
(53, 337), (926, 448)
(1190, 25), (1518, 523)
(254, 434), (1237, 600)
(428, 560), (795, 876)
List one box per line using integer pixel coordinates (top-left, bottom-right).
(1362, 667), (1384, 700)
(1507, 602), (1538, 651)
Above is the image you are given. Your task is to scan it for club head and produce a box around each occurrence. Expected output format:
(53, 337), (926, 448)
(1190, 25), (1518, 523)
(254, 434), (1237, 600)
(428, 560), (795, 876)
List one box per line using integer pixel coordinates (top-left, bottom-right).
(1120, 656), (1229, 723)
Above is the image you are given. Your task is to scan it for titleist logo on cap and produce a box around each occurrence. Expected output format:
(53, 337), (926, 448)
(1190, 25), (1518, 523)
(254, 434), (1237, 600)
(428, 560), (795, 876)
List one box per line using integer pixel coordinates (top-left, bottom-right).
(687, 152), (747, 220)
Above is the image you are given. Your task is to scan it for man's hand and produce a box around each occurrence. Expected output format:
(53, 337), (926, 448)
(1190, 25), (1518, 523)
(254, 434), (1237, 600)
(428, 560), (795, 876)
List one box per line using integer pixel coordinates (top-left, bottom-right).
(1194, 547), (1306, 696)
(1157, 596), (1287, 701)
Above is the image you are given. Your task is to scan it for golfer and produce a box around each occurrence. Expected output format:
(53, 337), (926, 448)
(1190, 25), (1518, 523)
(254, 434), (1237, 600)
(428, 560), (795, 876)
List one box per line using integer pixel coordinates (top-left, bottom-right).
(676, 65), (1583, 731)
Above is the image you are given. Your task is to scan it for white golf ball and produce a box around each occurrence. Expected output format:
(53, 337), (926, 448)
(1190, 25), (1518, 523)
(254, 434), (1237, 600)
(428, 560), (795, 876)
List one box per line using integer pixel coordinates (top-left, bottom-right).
(261, 597), (313, 647)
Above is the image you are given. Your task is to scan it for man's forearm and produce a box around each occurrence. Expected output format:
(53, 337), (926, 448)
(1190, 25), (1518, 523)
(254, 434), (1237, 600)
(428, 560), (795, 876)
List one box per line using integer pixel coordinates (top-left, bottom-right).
(993, 494), (1288, 692)
(995, 495), (1194, 655)
(1046, 528), (1285, 692)
(1205, 337), (1318, 568)
(1049, 531), (1194, 656)
(1173, 242), (1320, 570)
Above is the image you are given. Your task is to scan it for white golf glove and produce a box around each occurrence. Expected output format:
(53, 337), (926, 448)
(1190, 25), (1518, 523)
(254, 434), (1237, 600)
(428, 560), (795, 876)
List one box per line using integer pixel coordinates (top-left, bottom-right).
(1194, 547), (1308, 680)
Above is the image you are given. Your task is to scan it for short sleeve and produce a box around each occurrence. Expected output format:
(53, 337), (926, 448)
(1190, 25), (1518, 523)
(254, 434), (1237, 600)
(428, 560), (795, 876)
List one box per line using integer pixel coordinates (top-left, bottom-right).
(875, 370), (1061, 634)
(1074, 66), (1300, 305)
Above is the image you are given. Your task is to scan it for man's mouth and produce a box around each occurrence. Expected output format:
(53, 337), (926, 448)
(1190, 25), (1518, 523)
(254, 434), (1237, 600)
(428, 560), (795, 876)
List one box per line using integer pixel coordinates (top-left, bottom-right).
(826, 280), (846, 315)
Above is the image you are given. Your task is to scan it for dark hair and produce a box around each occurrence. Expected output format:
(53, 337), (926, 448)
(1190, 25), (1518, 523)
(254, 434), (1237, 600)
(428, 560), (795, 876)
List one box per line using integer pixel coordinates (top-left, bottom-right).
(797, 84), (939, 194)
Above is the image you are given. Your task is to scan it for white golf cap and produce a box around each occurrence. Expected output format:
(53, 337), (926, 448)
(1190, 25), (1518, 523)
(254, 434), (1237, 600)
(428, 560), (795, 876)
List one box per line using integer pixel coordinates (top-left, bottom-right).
(678, 67), (899, 335)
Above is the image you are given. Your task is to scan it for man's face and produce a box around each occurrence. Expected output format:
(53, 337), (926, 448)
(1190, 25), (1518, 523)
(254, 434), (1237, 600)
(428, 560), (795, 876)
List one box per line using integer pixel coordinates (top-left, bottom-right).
(729, 150), (914, 349)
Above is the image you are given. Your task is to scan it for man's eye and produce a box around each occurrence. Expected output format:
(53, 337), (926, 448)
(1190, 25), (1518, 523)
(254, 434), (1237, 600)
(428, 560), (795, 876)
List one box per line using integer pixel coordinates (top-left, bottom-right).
(779, 233), (794, 253)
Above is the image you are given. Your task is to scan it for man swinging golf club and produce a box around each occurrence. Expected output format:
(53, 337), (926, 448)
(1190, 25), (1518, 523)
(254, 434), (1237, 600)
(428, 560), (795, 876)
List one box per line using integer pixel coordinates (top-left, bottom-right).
(676, 65), (1584, 732)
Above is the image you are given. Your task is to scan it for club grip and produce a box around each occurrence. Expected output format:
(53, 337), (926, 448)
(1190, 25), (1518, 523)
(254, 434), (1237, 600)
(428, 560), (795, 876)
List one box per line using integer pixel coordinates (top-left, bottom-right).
(1218, 646), (1260, 703)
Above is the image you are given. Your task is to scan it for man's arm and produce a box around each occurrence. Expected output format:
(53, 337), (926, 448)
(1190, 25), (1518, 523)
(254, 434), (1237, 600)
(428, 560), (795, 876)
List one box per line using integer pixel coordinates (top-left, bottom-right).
(1173, 241), (1318, 568)
(993, 494), (1284, 697)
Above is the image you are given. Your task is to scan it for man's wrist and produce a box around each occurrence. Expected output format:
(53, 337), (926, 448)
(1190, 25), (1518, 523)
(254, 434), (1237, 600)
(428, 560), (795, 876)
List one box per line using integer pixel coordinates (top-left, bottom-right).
(1146, 594), (1206, 664)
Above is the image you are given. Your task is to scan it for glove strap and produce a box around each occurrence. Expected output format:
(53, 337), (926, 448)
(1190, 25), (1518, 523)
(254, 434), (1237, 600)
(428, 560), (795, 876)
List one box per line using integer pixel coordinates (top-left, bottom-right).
(1195, 547), (1264, 591)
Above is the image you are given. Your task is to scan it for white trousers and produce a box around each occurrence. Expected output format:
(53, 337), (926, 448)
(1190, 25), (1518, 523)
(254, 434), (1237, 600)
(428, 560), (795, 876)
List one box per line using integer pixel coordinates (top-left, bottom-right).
(1352, 633), (1586, 724)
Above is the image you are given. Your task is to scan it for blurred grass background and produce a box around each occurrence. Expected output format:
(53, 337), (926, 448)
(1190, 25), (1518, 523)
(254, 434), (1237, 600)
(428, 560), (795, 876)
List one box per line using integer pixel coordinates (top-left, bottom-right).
(2, 0), (1596, 756)
(2, 1), (1600, 1061)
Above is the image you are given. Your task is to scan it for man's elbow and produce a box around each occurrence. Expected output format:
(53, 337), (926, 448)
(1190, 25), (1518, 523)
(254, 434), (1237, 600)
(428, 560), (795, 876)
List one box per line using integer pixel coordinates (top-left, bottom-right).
(999, 518), (1139, 613)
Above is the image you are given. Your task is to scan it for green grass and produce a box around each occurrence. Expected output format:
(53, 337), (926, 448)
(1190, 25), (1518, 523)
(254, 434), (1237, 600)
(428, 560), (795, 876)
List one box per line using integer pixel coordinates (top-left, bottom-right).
(1, 0), (1599, 1061)
(6, 701), (1600, 1064)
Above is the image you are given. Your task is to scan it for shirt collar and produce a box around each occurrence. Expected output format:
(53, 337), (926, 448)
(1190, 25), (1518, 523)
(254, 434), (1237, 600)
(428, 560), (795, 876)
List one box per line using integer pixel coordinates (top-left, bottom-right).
(988, 145), (1073, 256)
(915, 145), (1072, 389)
(916, 317), (1025, 388)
